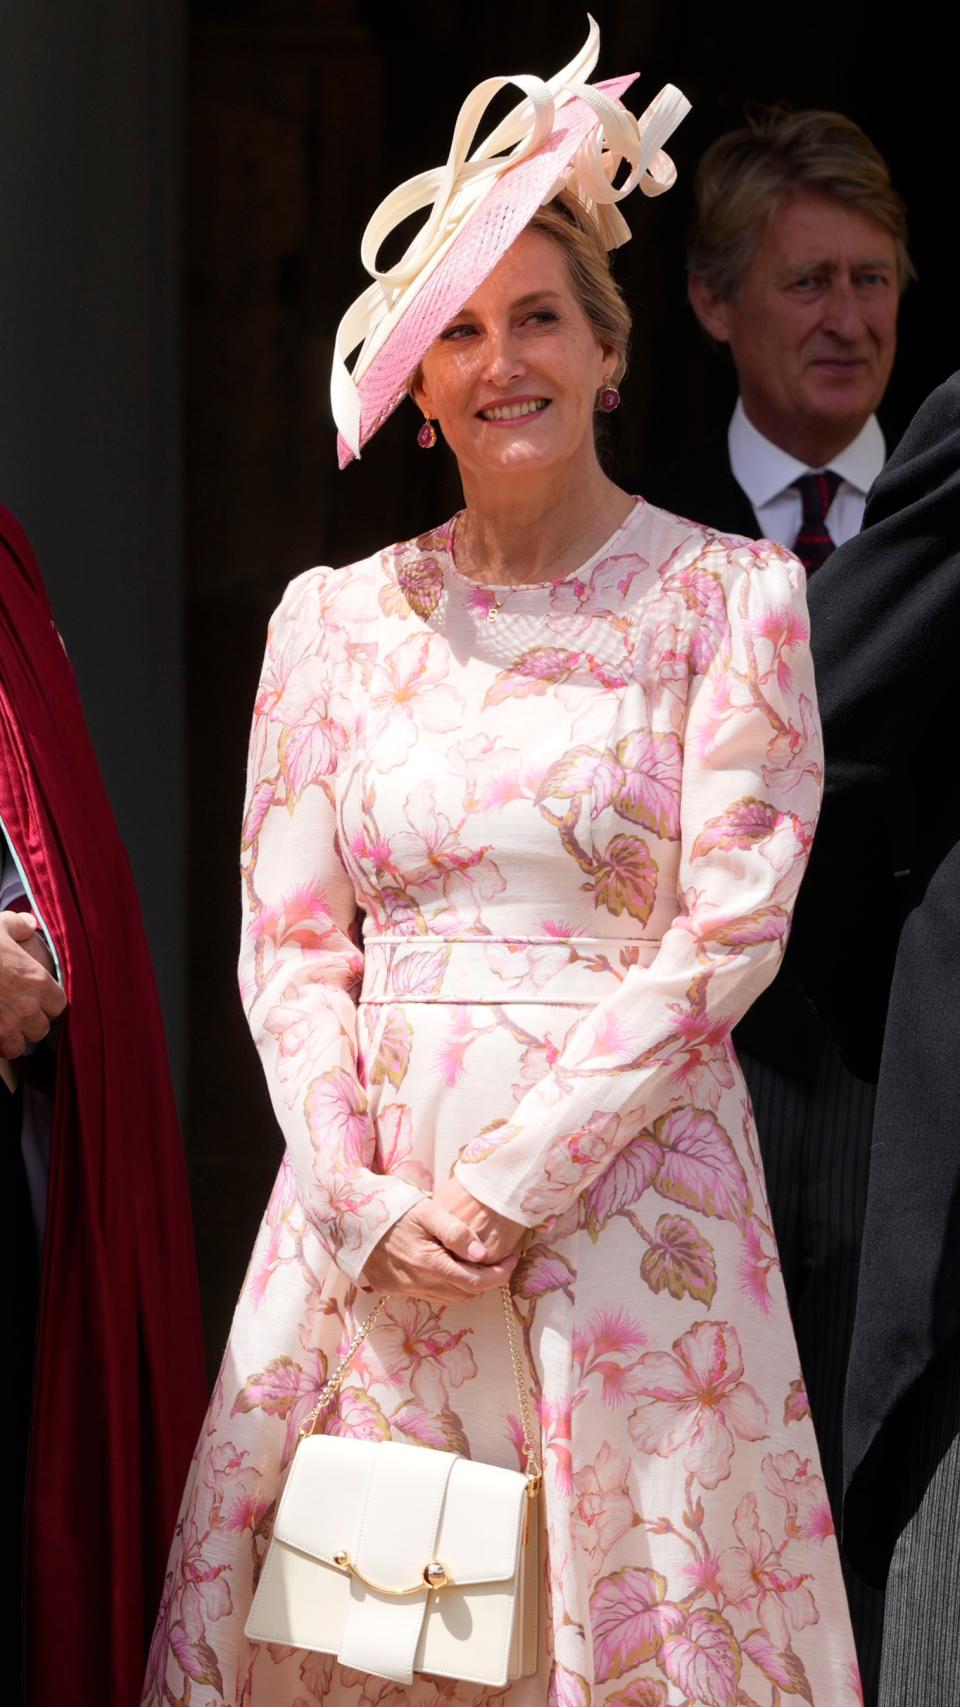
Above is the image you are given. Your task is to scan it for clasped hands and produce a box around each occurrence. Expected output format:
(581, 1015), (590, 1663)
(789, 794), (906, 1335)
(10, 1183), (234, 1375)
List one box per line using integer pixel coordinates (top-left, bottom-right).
(362, 1174), (526, 1304)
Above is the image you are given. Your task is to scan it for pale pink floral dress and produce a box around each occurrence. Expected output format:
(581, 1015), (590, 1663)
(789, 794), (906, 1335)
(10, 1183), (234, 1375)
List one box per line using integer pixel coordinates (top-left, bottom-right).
(145, 501), (861, 1707)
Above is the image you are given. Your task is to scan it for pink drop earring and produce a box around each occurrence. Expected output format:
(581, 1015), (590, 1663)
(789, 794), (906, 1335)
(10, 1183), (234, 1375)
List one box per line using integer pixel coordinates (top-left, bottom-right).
(417, 418), (438, 449)
(597, 386), (621, 414)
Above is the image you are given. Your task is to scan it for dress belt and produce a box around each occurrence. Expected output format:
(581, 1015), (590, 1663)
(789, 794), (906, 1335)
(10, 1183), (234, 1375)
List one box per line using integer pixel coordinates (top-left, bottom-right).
(359, 934), (661, 1005)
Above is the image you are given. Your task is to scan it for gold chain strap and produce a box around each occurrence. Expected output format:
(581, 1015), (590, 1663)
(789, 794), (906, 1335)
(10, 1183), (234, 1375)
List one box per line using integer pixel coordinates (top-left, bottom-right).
(299, 1287), (542, 1491)
(500, 1284), (543, 1492)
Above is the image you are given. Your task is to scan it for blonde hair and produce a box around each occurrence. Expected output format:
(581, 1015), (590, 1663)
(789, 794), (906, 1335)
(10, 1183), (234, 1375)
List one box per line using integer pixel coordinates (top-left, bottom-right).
(527, 195), (632, 384)
(688, 107), (914, 301)
(408, 193), (632, 394)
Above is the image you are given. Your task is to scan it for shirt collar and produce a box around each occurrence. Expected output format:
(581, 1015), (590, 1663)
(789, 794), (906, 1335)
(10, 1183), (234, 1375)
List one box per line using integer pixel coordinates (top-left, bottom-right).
(728, 397), (886, 508)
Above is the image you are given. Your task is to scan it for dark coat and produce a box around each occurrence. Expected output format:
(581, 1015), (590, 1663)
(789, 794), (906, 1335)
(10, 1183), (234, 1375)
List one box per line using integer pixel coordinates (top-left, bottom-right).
(639, 434), (762, 540)
(789, 372), (960, 1583)
(0, 505), (207, 1707)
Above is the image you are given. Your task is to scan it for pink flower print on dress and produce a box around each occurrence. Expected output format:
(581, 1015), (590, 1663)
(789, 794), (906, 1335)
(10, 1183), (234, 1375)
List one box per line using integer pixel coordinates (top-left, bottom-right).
(740, 1631), (819, 1702)
(581, 1128), (662, 1241)
(573, 1441), (637, 1576)
(652, 1104), (752, 1224)
(660, 1608), (743, 1707)
(582, 831), (659, 925)
(264, 1000), (342, 1108)
(155, 1518), (232, 1697)
(303, 1162), (390, 1258)
(520, 1111), (624, 1218)
(661, 1009), (737, 1106)
(486, 938), (574, 992)
(392, 778), (505, 921)
(366, 1007), (413, 1091)
(543, 555), (640, 638)
(628, 1320), (768, 1490)
(305, 1066), (371, 1167)
(320, 1383), (392, 1443)
(628, 611), (688, 710)
(511, 1241), (576, 1302)
(250, 879), (346, 957)
(762, 689), (823, 796)
(762, 1450), (834, 1543)
(435, 1005), (494, 1087)
(373, 1103), (433, 1193)
(737, 1218), (777, 1314)
(375, 1297), (477, 1405)
(614, 729), (683, 841)
(447, 732), (531, 813)
(602, 1682), (668, 1707)
(396, 553), (444, 620)
(258, 592), (357, 780)
(539, 1396), (575, 1493)
(233, 1344), (333, 1466)
(716, 1492), (818, 1648)
(366, 632), (464, 771)
(510, 1015), (579, 1105)
(388, 945), (450, 999)
(277, 683), (351, 803)
(482, 645), (586, 709)
(202, 1443), (273, 1536)
(748, 602), (810, 694)
(588, 1565), (685, 1682)
(783, 1376), (811, 1424)
(691, 795), (807, 875)
(535, 742), (625, 822)
(662, 558), (731, 674)
(547, 1662), (592, 1707)
(572, 1308), (648, 1408)
(640, 1213), (718, 1308)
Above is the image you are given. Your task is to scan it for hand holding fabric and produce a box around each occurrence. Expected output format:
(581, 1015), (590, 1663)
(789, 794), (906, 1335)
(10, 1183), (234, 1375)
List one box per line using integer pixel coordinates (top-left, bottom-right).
(362, 1197), (518, 1303)
(0, 910), (65, 1057)
(432, 1174), (526, 1265)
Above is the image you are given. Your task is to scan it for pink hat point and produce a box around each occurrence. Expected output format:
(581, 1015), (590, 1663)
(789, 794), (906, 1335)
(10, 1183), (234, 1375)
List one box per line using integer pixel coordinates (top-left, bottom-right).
(331, 18), (690, 468)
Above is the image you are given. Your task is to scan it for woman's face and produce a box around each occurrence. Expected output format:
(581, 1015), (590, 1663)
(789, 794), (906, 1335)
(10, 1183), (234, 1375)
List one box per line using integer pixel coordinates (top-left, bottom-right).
(413, 229), (615, 484)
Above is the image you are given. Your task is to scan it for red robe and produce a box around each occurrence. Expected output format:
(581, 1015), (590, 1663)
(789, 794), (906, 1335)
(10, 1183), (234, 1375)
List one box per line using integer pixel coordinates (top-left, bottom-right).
(0, 503), (206, 1706)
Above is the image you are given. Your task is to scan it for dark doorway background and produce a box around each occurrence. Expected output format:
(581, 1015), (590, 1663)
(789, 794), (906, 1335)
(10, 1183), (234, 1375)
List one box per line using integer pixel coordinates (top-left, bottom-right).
(188, 0), (959, 1367)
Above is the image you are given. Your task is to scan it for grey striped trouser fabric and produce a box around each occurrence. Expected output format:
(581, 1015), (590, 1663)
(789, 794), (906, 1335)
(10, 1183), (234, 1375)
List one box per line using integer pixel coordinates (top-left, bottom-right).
(740, 1040), (885, 1705)
(878, 1339), (960, 1707)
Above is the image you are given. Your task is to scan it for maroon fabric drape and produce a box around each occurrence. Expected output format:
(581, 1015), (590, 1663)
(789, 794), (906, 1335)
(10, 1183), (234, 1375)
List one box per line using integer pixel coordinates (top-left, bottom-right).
(0, 503), (206, 1706)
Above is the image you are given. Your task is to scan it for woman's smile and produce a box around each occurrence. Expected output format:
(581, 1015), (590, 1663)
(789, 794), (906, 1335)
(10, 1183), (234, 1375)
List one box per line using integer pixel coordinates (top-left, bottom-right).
(476, 397), (551, 424)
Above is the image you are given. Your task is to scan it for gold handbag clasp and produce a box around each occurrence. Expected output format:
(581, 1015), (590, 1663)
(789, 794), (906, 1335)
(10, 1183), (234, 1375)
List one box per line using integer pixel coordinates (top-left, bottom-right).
(331, 1551), (453, 1597)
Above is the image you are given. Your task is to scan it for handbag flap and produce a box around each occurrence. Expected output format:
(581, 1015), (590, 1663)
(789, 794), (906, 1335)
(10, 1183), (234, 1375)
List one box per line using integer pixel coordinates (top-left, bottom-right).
(274, 1435), (528, 1588)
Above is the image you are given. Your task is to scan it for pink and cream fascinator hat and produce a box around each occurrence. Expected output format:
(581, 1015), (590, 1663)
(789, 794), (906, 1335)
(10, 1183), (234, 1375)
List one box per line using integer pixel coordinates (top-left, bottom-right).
(331, 16), (689, 468)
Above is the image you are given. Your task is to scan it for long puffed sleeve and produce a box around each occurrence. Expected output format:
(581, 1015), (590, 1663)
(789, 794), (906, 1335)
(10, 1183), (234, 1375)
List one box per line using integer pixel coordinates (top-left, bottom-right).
(239, 569), (425, 1280)
(455, 541), (822, 1225)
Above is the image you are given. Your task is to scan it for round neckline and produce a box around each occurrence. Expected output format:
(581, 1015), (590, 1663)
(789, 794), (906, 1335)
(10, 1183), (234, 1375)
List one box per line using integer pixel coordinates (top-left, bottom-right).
(440, 498), (642, 594)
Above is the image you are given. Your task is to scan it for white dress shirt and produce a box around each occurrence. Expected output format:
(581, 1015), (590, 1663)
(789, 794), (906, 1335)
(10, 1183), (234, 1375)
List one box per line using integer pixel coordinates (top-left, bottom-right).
(727, 398), (886, 550)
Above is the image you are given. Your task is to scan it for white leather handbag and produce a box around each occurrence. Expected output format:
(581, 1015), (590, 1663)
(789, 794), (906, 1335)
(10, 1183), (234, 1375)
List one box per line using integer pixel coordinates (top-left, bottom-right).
(245, 1288), (541, 1687)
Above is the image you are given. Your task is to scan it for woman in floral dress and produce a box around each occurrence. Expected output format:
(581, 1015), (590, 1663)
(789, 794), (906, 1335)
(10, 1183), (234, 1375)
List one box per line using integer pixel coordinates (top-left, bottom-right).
(145, 31), (860, 1707)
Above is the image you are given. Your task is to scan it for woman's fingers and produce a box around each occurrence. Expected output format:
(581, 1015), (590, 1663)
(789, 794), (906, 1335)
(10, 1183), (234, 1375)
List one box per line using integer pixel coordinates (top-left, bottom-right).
(425, 1246), (518, 1296)
(361, 1199), (520, 1302)
(418, 1199), (488, 1263)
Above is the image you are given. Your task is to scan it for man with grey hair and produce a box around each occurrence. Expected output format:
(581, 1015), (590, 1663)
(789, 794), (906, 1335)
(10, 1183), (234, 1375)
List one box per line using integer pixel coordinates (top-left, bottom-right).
(645, 107), (910, 549)
(641, 107), (913, 1705)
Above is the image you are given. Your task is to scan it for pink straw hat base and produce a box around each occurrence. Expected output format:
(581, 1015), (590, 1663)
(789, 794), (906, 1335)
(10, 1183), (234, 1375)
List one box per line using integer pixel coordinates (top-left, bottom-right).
(337, 74), (637, 469)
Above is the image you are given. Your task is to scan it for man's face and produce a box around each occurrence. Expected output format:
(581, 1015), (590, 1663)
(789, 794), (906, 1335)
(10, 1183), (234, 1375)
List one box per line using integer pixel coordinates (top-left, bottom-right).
(691, 191), (900, 461)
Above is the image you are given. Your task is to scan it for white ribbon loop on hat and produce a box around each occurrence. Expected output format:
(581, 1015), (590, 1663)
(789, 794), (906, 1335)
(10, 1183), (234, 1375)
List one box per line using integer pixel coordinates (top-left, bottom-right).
(331, 16), (690, 457)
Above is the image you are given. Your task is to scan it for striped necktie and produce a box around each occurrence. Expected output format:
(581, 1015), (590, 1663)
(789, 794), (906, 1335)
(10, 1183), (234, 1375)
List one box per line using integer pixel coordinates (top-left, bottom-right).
(791, 470), (842, 573)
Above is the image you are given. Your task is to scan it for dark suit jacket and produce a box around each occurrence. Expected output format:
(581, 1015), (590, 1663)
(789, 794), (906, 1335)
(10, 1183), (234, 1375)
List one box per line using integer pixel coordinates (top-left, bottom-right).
(788, 373), (960, 1582)
(639, 434), (761, 539)
(640, 437), (829, 1078)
